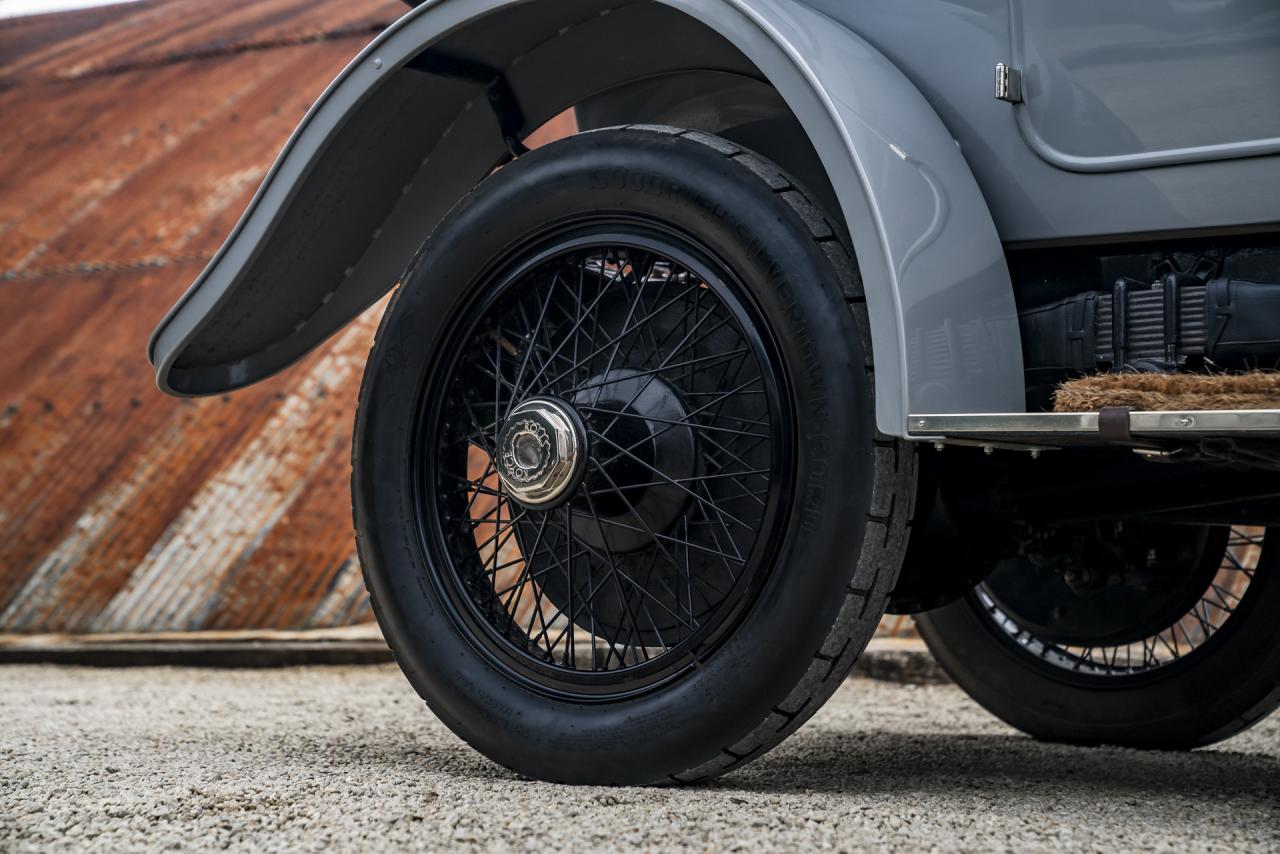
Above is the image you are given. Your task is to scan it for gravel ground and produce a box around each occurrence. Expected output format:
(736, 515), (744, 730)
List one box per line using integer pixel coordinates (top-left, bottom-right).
(2, 666), (1277, 852)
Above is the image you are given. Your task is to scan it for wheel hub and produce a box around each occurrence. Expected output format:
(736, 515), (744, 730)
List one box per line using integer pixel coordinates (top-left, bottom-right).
(496, 397), (588, 508)
(568, 368), (697, 554)
(982, 523), (1229, 647)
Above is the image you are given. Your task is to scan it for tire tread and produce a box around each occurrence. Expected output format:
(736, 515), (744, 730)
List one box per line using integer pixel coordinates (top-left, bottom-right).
(607, 126), (917, 784)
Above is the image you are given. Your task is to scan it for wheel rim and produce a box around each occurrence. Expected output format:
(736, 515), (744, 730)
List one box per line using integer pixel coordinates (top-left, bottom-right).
(413, 227), (792, 699)
(974, 525), (1265, 679)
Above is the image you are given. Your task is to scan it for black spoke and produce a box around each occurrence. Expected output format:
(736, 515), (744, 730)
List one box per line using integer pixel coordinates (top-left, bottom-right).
(575, 405), (769, 439)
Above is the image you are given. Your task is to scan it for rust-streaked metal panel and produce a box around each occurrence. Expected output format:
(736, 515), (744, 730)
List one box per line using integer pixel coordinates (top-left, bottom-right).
(0, 0), (408, 633)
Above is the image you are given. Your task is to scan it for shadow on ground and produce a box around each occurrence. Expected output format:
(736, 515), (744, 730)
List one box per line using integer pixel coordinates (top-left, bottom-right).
(721, 729), (1280, 799)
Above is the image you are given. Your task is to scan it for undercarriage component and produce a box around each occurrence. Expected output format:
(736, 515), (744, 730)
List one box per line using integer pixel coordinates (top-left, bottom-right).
(1021, 275), (1280, 404)
(891, 443), (1280, 615)
(887, 450), (1002, 614)
(949, 446), (1280, 527)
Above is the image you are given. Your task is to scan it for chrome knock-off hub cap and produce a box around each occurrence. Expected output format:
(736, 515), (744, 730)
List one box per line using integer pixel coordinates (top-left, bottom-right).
(496, 397), (588, 508)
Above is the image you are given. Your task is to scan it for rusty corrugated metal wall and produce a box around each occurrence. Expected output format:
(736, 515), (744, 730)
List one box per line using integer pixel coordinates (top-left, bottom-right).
(0, 0), (410, 633)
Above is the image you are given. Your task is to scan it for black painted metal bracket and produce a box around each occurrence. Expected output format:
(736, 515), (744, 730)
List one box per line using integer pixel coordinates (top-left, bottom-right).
(1097, 406), (1133, 443)
(407, 50), (531, 159)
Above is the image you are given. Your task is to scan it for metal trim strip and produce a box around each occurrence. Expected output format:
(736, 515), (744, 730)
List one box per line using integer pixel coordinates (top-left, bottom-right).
(908, 410), (1280, 437)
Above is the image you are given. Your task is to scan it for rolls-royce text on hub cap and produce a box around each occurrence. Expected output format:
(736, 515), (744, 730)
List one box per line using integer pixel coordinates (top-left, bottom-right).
(495, 398), (587, 508)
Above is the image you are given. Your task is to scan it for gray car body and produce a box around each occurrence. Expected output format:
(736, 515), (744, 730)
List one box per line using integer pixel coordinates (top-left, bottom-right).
(148, 0), (1280, 437)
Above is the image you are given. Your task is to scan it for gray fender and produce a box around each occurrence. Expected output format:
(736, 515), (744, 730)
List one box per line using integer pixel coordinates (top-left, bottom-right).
(148, 0), (1024, 436)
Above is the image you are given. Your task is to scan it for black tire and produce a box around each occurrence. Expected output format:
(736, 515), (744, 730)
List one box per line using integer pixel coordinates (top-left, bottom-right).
(352, 126), (916, 784)
(916, 528), (1280, 749)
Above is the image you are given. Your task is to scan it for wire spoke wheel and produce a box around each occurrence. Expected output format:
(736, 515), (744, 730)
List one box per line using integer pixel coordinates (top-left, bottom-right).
(916, 521), (1280, 749)
(976, 525), (1263, 678)
(418, 236), (789, 697)
(355, 127), (909, 783)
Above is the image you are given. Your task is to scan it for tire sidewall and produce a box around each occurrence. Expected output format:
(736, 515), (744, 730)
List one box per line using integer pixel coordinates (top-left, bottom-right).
(354, 130), (877, 783)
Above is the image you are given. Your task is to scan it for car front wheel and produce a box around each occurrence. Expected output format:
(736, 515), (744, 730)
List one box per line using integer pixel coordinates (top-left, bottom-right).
(351, 126), (916, 784)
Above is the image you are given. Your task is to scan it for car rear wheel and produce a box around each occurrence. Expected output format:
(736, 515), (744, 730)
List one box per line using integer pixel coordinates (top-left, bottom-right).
(917, 524), (1280, 749)
(351, 126), (916, 784)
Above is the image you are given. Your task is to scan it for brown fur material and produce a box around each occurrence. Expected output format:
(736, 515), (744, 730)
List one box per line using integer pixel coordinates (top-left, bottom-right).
(1053, 372), (1280, 412)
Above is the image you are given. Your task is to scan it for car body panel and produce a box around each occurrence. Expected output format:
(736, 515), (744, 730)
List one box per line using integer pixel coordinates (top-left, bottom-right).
(1012, 0), (1280, 170)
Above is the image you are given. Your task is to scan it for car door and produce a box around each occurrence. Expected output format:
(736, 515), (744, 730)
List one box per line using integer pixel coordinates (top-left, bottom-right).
(1011, 0), (1280, 172)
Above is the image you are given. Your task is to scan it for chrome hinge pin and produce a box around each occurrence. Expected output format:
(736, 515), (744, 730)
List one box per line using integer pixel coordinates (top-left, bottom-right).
(995, 62), (1024, 104)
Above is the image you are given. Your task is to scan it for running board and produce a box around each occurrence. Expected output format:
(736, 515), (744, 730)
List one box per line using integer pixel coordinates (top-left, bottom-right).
(908, 409), (1280, 445)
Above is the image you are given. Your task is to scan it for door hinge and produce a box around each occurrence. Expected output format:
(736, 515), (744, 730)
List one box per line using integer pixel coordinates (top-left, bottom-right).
(994, 62), (1023, 104)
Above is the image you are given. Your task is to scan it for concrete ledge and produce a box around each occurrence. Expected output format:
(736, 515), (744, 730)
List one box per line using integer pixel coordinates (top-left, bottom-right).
(0, 629), (946, 682)
(0, 626), (393, 668)
(0, 639), (394, 667)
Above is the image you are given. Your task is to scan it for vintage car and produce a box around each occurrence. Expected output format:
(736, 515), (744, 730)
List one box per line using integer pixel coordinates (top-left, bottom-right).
(150, 0), (1280, 784)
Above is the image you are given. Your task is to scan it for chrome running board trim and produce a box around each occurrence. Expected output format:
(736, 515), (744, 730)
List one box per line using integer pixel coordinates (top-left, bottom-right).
(909, 409), (1280, 439)
(909, 413), (1098, 436)
(1128, 410), (1280, 434)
